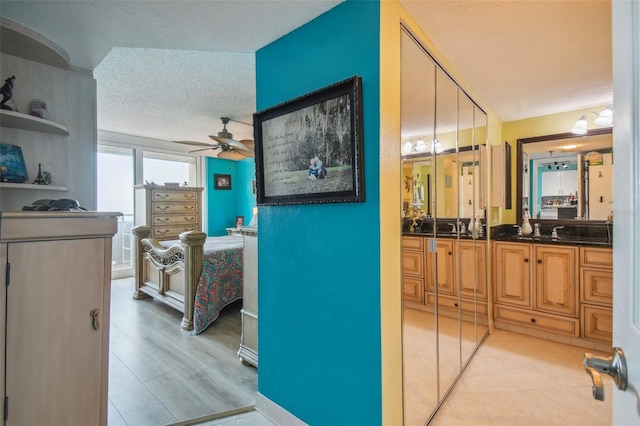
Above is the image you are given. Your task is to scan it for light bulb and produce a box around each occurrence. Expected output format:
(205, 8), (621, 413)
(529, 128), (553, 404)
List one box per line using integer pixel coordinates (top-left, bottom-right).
(595, 107), (613, 126)
(415, 139), (427, 152)
(571, 114), (588, 135)
(402, 141), (413, 155)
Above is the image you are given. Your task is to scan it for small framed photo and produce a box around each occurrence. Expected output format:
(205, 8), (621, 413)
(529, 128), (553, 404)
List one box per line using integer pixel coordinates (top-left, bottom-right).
(235, 216), (244, 227)
(214, 174), (231, 190)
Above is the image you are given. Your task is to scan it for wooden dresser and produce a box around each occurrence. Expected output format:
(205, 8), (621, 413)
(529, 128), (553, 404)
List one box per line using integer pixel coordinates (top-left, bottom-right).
(134, 184), (204, 241)
(0, 211), (119, 425)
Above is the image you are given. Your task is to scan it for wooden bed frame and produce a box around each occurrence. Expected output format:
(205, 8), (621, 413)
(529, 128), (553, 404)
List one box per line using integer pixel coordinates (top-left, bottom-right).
(131, 225), (206, 331)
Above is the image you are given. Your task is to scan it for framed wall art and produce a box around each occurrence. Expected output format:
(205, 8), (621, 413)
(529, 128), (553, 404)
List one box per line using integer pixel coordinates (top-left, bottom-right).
(253, 76), (364, 206)
(214, 173), (231, 190)
(0, 142), (28, 183)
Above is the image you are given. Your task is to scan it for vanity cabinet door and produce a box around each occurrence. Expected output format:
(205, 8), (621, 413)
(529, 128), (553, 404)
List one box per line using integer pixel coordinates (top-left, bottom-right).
(494, 242), (532, 308)
(426, 239), (455, 295)
(534, 245), (578, 317)
(458, 240), (487, 300)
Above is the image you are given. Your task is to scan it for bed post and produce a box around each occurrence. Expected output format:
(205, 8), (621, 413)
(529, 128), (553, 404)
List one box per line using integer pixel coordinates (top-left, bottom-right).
(180, 231), (207, 331)
(131, 225), (152, 300)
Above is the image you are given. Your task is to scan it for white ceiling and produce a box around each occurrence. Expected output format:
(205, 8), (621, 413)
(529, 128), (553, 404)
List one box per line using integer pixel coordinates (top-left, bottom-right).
(0, 0), (612, 149)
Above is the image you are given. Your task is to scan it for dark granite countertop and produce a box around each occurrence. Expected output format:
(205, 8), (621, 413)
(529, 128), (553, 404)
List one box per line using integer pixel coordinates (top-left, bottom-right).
(401, 220), (612, 247)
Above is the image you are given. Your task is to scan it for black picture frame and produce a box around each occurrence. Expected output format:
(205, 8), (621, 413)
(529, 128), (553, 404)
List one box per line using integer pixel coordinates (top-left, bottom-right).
(253, 76), (364, 206)
(214, 173), (231, 190)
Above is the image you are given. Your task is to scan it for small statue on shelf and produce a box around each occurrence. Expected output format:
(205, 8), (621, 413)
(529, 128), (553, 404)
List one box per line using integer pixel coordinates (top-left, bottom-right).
(32, 163), (48, 185)
(1, 76), (16, 111)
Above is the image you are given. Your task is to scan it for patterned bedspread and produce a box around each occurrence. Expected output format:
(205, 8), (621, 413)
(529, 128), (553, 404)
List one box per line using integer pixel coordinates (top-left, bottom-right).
(162, 234), (243, 334)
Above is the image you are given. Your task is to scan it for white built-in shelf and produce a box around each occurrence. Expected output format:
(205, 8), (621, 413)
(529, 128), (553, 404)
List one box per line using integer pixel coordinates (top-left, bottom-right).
(0, 110), (69, 135)
(0, 182), (68, 191)
(0, 17), (70, 69)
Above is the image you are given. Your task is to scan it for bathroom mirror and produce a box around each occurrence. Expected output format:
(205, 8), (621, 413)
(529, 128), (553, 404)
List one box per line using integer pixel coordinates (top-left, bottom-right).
(516, 128), (613, 222)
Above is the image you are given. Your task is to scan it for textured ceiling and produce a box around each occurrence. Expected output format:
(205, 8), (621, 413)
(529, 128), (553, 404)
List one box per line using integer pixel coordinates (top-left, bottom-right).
(0, 0), (612, 150)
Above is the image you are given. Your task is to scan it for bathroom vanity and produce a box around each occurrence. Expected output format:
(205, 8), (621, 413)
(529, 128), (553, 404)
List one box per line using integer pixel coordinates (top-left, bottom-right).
(490, 223), (612, 350)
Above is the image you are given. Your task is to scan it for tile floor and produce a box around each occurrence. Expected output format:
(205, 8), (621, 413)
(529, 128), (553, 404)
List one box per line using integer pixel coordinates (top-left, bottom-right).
(432, 328), (612, 426)
(199, 325), (611, 426)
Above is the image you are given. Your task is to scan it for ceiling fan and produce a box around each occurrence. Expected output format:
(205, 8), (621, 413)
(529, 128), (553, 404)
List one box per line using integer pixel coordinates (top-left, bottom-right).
(175, 117), (254, 161)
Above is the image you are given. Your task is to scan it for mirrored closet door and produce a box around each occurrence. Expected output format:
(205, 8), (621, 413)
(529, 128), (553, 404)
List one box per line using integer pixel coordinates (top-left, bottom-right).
(401, 26), (490, 426)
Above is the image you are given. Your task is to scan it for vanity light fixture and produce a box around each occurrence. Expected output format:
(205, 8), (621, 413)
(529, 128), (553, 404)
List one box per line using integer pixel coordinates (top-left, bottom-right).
(571, 106), (613, 135)
(401, 138), (443, 156)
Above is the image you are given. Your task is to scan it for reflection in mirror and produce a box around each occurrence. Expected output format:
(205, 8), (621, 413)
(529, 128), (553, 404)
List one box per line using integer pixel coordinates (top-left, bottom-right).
(434, 66), (461, 398)
(517, 128), (613, 221)
(400, 28), (438, 426)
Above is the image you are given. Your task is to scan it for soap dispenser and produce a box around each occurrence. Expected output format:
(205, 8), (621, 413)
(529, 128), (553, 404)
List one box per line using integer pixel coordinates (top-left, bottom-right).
(468, 215), (475, 234)
(521, 211), (533, 235)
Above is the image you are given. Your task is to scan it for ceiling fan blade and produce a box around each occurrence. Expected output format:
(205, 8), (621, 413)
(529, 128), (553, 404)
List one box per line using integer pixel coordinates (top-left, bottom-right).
(209, 135), (253, 152)
(239, 139), (255, 152)
(174, 140), (220, 148)
(188, 147), (217, 153)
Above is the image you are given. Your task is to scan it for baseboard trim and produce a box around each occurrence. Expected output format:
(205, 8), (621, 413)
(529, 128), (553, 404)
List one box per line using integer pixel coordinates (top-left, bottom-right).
(256, 392), (307, 426)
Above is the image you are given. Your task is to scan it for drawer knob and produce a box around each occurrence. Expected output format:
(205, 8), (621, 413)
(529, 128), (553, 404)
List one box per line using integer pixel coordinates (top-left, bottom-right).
(537, 259), (542, 264)
(90, 308), (100, 330)
(531, 318), (536, 323)
(524, 258), (529, 263)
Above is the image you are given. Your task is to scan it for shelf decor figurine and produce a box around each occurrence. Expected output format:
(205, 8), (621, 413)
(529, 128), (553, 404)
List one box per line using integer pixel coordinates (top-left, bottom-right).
(32, 163), (48, 185)
(0, 75), (16, 111)
(30, 100), (48, 119)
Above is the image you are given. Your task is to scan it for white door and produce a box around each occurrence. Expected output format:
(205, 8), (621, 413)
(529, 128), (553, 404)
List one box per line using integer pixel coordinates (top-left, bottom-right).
(611, 1), (640, 423)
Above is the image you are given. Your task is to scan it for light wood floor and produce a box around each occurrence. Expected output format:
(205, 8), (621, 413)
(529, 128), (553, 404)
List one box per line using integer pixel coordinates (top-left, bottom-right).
(108, 277), (257, 426)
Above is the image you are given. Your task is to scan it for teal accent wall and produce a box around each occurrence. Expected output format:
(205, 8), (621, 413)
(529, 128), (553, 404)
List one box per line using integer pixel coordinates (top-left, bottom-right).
(256, 1), (381, 424)
(205, 157), (256, 235)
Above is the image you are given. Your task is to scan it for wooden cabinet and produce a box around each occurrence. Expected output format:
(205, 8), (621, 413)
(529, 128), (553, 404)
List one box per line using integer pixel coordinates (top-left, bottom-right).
(534, 245), (578, 316)
(494, 242), (532, 308)
(0, 211), (119, 425)
(425, 238), (455, 295)
(238, 227), (258, 367)
(493, 241), (614, 342)
(402, 236), (425, 303)
(580, 247), (613, 343)
(134, 184), (203, 241)
(459, 240), (487, 301)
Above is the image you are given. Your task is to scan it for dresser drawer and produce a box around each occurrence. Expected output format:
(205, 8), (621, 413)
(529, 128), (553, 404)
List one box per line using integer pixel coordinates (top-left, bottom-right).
(580, 247), (612, 268)
(426, 292), (488, 316)
(152, 214), (198, 226)
(495, 305), (579, 336)
(402, 250), (424, 277)
(152, 203), (197, 214)
(402, 236), (424, 251)
(581, 305), (612, 343)
(152, 190), (199, 202)
(581, 268), (613, 306)
(152, 225), (197, 240)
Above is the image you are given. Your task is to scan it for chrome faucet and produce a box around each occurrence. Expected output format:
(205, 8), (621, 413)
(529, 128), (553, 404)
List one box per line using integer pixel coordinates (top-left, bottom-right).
(551, 226), (564, 239)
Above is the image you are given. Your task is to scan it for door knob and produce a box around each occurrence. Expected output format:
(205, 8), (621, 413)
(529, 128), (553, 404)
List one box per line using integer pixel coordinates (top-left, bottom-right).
(583, 347), (628, 401)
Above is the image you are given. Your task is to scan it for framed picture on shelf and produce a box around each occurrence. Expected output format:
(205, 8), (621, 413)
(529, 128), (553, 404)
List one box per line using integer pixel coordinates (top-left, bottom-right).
(214, 174), (231, 190)
(235, 216), (244, 227)
(0, 142), (28, 183)
(253, 76), (364, 206)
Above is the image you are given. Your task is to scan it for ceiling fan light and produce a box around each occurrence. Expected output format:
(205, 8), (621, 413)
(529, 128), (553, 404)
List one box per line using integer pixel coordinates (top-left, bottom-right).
(594, 107), (613, 126)
(571, 114), (588, 135)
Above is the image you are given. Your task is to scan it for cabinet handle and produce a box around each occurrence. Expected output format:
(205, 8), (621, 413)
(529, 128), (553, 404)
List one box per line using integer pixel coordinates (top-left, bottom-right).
(531, 318), (536, 323)
(156, 206), (169, 211)
(184, 205), (195, 210)
(524, 258), (529, 263)
(185, 217), (195, 222)
(184, 194), (195, 199)
(90, 309), (100, 330)
(156, 218), (169, 222)
(537, 259), (542, 264)
(157, 229), (169, 234)
(454, 303), (459, 307)
(155, 194), (169, 198)
(448, 251), (452, 255)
